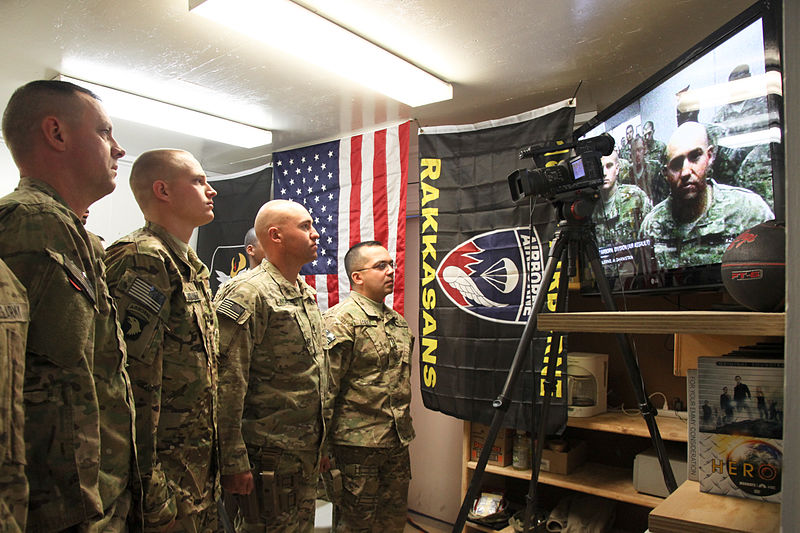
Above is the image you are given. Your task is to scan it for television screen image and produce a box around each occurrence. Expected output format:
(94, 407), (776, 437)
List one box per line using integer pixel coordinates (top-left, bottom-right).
(575, 1), (783, 295)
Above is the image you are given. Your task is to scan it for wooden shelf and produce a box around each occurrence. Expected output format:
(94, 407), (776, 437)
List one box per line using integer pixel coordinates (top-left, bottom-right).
(467, 460), (664, 508)
(648, 480), (780, 532)
(567, 411), (687, 442)
(465, 522), (514, 533)
(537, 311), (785, 336)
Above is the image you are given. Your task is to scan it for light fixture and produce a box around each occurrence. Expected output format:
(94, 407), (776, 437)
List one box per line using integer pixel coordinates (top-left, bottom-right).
(59, 75), (272, 148)
(189, 0), (453, 107)
(676, 71), (783, 113)
(716, 127), (782, 149)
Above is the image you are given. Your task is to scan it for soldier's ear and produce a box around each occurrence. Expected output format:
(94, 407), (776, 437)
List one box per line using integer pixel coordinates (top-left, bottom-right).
(152, 180), (170, 202)
(707, 144), (716, 164)
(41, 116), (67, 152)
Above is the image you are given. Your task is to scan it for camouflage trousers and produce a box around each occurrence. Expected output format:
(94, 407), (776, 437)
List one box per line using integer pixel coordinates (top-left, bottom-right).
(330, 444), (410, 533)
(234, 449), (319, 533)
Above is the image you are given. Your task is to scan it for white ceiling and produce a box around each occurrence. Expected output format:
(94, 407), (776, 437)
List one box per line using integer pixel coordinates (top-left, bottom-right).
(0, 0), (754, 174)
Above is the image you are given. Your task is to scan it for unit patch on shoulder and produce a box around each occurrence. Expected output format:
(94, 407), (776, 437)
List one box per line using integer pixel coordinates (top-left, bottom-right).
(122, 308), (148, 340)
(217, 298), (246, 321)
(127, 277), (166, 314)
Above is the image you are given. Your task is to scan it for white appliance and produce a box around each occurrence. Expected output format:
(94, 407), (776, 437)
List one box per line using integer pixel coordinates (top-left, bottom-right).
(567, 352), (608, 417)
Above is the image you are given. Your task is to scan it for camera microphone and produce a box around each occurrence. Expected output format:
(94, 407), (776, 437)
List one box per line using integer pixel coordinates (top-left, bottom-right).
(519, 132), (614, 160)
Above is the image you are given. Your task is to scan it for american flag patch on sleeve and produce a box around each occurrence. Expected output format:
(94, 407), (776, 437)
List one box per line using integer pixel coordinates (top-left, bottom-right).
(217, 298), (246, 321)
(128, 277), (166, 314)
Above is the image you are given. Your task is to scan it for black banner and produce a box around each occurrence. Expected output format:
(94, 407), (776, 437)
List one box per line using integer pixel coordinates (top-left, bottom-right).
(196, 165), (272, 292)
(418, 102), (575, 434)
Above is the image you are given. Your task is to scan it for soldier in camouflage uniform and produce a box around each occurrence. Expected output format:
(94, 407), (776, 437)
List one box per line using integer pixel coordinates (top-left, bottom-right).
(639, 121), (774, 269)
(631, 135), (669, 205)
(216, 228), (267, 296)
(215, 199), (328, 533)
(323, 242), (415, 533)
(0, 259), (28, 532)
(733, 143), (774, 208)
(618, 124), (634, 162)
(105, 149), (221, 532)
(592, 151), (652, 246)
(642, 121), (668, 168)
(0, 80), (137, 531)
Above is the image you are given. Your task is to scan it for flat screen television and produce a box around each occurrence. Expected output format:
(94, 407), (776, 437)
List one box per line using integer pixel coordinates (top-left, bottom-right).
(575, 0), (783, 295)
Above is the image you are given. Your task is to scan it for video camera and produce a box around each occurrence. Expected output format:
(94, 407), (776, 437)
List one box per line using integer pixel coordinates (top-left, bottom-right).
(508, 133), (615, 202)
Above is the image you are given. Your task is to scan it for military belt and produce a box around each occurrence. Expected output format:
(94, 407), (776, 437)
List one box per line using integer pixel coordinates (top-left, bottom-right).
(343, 463), (379, 476)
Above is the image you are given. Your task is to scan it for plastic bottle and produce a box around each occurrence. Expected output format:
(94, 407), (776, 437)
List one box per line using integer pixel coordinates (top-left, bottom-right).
(512, 431), (531, 470)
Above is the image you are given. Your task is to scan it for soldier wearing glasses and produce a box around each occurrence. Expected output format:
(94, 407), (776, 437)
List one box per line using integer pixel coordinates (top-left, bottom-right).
(323, 241), (415, 533)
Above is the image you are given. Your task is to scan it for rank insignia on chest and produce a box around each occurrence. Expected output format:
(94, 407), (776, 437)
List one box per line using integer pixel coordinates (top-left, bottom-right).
(325, 330), (336, 343)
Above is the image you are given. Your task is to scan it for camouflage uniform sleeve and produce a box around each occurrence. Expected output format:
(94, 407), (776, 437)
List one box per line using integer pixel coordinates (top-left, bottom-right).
(104, 245), (176, 529)
(214, 287), (256, 475)
(323, 309), (356, 404)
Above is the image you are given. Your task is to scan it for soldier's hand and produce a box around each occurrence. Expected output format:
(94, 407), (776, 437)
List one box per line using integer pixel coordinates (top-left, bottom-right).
(222, 471), (255, 494)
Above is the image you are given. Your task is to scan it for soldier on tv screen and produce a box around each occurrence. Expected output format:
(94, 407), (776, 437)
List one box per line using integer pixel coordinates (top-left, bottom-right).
(639, 121), (773, 269)
(593, 150), (652, 246)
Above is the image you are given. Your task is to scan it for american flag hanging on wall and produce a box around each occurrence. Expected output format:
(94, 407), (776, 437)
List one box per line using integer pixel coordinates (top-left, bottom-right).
(272, 121), (410, 312)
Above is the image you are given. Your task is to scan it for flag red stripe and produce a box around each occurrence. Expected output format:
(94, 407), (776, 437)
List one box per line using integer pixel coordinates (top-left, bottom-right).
(393, 121), (409, 313)
(326, 274), (339, 307)
(349, 135), (363, 247)
(372, 129), (389, 248)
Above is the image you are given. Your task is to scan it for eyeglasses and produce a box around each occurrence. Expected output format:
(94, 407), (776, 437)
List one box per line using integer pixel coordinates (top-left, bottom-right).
(354, 260), (395, 272)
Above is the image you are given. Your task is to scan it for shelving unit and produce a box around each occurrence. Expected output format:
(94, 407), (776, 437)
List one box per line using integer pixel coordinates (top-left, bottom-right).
(460, 311), (784, 533)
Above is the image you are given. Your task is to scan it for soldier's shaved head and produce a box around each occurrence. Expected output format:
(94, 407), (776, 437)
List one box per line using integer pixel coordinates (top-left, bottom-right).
(254, 199), (318, 280)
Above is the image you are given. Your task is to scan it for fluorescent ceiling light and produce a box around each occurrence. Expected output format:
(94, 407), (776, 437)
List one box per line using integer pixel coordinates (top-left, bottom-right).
(676, 71), (782, 113)
(716, 127), (782, 149)
(189, 0), (453, 107)
(60, 76), (272, 148)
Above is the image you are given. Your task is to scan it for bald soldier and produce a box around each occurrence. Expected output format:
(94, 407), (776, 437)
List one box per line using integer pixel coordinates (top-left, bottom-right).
(0, 79), (137, 531)
(640, 121), (774, 269)
(215, 199), (328, 533)
(105, 149), (221, 531)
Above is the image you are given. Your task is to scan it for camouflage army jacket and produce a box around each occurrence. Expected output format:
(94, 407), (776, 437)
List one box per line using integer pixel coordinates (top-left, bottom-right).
(105, 222), (219, 528)
(0, 178), (136, 532)
(324, 291), (415, 447)
(0, 259), (28, 532)
(215, 261), (327, 474)
(639, 180), (775, 270)
(593, 184), (653, 245)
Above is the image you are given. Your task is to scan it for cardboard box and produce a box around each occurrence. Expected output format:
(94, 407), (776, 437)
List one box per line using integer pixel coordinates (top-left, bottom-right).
(470, 424), (513, 467)
(540, 439), (587, 475)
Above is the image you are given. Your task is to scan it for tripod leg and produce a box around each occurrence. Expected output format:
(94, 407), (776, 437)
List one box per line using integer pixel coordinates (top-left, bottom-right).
(452, 231), (569, 533)
(523, 242), (572, 533)
(583, 238), (678, 493)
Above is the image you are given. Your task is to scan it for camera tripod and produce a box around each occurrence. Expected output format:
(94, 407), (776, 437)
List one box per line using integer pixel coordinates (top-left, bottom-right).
(452, 192), (677, 533)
